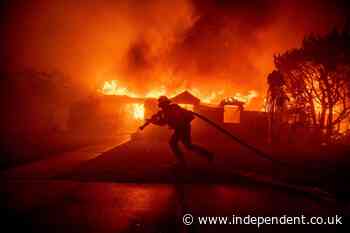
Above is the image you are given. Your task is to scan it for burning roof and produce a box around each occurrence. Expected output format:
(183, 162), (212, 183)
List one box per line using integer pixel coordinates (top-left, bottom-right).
(99, 79), (258, 108)
(171, 90), (200, 105)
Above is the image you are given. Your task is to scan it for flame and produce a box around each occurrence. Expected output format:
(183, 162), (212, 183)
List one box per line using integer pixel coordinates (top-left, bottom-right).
(100, 80), (258, 107)
(232, 90), (258, 105)
(145, 86), (167, 98)
(126, 103), (144, 120)
(201, 91), (225, 103)
(101, 80), (138, 97)
(132, 104), (145, 120)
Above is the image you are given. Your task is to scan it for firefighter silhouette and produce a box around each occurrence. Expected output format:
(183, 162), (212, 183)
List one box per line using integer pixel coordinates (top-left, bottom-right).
(140, 96), (214, 165)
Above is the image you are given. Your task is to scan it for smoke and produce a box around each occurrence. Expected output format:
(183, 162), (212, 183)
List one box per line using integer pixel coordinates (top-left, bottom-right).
(1, 0), (349, 108)
(1, 0), (195, 89)
(167, 0), (349, 93)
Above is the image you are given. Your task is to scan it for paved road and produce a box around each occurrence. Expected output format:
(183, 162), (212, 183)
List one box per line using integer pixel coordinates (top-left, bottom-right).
(1, 135), (348, 233)
(2, 180), (346, 233)
(1, 136), (130, 179)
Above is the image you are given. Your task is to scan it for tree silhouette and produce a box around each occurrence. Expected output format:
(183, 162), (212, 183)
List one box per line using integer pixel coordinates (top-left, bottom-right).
(268, 28), (350, 140)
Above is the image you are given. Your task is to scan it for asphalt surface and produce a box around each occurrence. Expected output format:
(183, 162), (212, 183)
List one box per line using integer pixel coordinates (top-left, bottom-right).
(1, 133), (349, 233)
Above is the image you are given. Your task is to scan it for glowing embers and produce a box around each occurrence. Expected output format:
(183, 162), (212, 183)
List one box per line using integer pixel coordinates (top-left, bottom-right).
(126, 103), (145, 120)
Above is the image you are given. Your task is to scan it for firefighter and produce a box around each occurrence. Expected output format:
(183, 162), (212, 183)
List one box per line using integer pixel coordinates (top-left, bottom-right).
(140, 96), (214, 165)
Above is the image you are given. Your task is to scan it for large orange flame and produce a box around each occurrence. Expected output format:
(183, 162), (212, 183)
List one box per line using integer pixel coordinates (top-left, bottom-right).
(100, 80), (258, 120)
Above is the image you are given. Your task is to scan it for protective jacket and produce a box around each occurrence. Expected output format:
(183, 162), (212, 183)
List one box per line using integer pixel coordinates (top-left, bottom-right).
(155, 104), (194, 129)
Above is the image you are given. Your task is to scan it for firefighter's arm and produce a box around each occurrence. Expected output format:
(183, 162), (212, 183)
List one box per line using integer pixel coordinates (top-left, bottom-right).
(139, 111), (166, 130)
(139, 120), (151, 130)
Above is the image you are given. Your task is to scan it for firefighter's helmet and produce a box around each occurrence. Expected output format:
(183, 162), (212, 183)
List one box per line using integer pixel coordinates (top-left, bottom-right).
(158, 96), (171, 108)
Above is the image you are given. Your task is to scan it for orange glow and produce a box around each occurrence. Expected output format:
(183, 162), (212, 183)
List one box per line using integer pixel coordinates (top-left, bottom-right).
(131, 103), (145, 120)
(313, 99), (322, 114)
(100, 80), (258, 108)
(5, 0), (346, 121)
(201, 91), (225, 104)
(179, 104), (194, 111)
(224, 105), (241, 123)
(232, 90), (258, 105)
(101, 80), (138, 97)
(145, 86), (167, 98)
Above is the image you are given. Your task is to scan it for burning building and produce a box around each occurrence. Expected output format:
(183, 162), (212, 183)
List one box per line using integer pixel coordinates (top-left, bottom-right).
(2, 0), (347, 146)
(73, 80), (267, 142)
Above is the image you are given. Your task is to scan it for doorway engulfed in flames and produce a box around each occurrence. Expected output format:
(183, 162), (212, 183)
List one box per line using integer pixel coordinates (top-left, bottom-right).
(131, 103), (145, 120)
(124, 103), (145, 120)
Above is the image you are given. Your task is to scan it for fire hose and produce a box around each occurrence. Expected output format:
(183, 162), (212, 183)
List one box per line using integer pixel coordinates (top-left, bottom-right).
(190, 112), (337, 200)
(138, 111), (336, 199)
(190, 111), (288, 167)
(139, 110), (287, 166)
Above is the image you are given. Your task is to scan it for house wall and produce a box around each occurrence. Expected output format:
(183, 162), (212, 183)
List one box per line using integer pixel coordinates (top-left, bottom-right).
(193, 105), (268, 142)
(140, 99), (269, 143)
